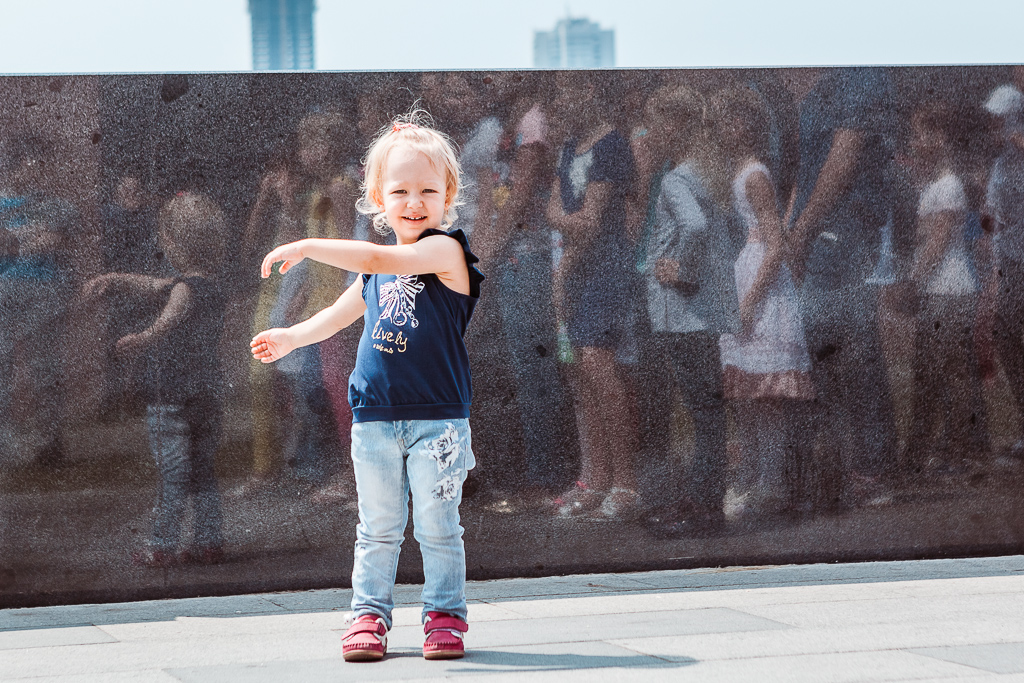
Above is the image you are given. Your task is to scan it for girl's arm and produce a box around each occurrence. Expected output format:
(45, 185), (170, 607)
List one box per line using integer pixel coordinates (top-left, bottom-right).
(251, 277), (367, 363)
(115, 281), (190, 356)
(262, 235), (470, 296)
(790, 129), (864, 274)
(740, 169), (785, 332)
(82, 272), (173, 300)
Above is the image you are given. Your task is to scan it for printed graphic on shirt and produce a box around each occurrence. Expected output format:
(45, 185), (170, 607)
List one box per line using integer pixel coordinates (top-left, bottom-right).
(424, 422), (461, 472)
(379, 275), (424, 328)
(372, 275), (424, 355)
(433, 469), (463, 501)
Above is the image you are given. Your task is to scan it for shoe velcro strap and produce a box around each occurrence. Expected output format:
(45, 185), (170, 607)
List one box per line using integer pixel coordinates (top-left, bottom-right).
(424, 616), (468, 634)
(344, 619), (387, 639)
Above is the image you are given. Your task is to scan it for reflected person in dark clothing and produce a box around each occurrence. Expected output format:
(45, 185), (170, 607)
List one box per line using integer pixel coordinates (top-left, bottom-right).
(0, 135), (80, 466)
(83, 193), (228, 567)
(786, 67), (898, 508)
(546, 73), (640, 521)
(983, 85), (1024, 458)
(99, 175), (166, 413)
(101, 175), (162, 275)
(471, 76), (571, 496)
(637, 85), (740, 534)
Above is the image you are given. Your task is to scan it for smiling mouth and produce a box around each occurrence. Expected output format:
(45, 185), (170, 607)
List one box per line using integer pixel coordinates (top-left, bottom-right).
(404, 216), (426, 221)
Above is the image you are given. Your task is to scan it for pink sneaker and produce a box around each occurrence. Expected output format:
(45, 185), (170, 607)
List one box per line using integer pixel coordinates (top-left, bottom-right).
(423, 612), (468, 660)
(342, 614), (388, 662)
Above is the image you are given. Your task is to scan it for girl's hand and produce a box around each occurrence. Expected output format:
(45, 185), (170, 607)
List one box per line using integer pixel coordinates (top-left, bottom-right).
(115, 331), (151, 357)
(251, 328), (295, 363)
(654, 258), (680, 284)
(261, 240), (306, 278)
(82, 272), (127, 300)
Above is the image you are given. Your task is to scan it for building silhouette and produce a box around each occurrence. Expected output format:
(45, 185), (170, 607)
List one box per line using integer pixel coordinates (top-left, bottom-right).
(248, 0), (316, 70)
(533, 16), (615, 69)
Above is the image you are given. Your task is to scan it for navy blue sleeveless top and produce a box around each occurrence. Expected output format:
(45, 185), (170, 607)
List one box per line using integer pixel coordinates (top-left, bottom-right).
(348, 228), (484, 423)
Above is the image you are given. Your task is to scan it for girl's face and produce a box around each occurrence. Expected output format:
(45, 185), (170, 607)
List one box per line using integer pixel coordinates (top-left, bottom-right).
(378, 146), (448, 244)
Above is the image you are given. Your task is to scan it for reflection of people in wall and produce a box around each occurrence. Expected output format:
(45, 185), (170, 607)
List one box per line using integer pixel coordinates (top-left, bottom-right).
(982, 85), (1024, 458)
(546, 73), (640, 521)
(714, 87), (814, 522)
(241, 112), (356, 496)
(470, 75), (570, 496)
(98, 175), (166, 413)
(904, 103), (990, 474)
(0, 135), (80, 467)
(101, 175), (161, 275)
(82, 193), (228, 567)
(637, 86), (739, 535)
(785, 67), (898, 509)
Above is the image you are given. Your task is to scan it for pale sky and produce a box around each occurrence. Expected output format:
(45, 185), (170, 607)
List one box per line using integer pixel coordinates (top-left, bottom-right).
(0, 0), (1021, 74)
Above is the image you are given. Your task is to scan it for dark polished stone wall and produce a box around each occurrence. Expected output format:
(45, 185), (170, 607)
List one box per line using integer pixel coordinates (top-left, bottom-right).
(2, 67), (1024, 608)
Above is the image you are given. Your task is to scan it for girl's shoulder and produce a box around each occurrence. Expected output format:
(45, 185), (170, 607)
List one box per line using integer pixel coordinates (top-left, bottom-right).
(415, 228), (485, 298)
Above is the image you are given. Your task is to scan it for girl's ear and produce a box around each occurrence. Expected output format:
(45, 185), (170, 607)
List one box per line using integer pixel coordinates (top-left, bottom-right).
(370, 187), (384, 210)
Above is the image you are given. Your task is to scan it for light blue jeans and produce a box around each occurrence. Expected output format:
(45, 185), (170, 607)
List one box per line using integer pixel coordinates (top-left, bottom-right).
(350, 418), (475, 628)
(146, 402), (223, 552)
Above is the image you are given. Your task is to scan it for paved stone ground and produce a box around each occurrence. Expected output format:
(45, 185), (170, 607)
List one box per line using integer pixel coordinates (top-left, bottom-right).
(0, 556), (1023, 681)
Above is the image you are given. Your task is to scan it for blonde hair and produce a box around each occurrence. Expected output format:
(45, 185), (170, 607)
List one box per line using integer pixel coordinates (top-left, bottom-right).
(356, 110), (462, 234)
(159, 192), (226, 274)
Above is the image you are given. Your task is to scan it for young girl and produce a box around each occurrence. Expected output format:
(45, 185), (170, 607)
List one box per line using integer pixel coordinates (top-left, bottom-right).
(714, 87), (814, 520)
(251, 114), (483, 662)
(84, 192), (228, 566)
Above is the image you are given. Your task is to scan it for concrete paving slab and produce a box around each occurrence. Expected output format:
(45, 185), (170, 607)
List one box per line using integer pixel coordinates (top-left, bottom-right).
(166, 642), (678, 683)
(0, 557), (1022, 682)
(0, 624), (117, 650)
(96, 612), (352, 641)
(0, 595), (286, 631)
(462, 573), (651, 601)
(740, 592), (1024, 630)
(612, 620), (1024, 662)
(659, 650), (984, 683)
(909, 642), (1024, 674)
(260, 589), (350, 613)
(379, 607), (789, 650)
(625, 557), (1024, 592)
(7, 672), (179, 683)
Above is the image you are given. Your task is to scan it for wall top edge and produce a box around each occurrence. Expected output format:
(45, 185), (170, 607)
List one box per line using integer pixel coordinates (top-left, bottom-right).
(0, 63), (1022, 78)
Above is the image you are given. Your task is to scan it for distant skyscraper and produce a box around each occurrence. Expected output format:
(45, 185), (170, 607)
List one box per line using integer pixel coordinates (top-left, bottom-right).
(249, 0), (316, 70)
(533, 16), (615, 69)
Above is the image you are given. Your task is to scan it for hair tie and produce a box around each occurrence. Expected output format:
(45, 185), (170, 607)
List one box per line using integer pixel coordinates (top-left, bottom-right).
(392, 121), (419, 132)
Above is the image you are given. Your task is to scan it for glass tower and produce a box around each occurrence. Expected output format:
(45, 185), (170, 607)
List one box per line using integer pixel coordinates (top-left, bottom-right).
(249, 0), (316, 70)
(533, 16), (615, 69)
